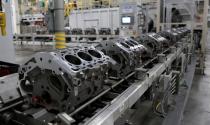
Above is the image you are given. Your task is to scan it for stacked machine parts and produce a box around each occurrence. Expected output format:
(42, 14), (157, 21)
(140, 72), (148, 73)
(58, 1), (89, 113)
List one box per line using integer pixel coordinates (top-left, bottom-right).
(0, 27), (192, 125)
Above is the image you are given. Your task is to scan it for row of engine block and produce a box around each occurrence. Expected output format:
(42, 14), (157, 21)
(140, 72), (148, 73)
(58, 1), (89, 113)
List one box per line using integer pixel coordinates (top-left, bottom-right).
(19, 27), (191, 113)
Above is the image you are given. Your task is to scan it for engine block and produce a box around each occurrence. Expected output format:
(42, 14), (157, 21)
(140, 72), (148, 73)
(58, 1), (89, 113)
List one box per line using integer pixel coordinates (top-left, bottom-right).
(158, 30), (179, 43)
(19, 46), (114, 113)
(96, 37), (148, 78)
(98, 28), (111, 35)
(147, 33), (170, 49)
(135, 34), (168, 57)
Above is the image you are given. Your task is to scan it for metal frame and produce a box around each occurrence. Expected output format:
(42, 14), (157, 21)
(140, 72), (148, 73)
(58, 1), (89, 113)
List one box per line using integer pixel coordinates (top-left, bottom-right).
(200, 0), (209, 74)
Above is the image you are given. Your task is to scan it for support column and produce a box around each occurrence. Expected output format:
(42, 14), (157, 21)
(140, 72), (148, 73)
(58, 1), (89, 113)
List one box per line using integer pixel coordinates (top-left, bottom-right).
(156, 0), (161, 32)
(54, 0), (66, 49)
(200, 0), (209, 74)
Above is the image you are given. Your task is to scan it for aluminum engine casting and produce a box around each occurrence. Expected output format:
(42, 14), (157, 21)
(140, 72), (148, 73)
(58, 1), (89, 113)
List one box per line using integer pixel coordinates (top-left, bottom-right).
(96, 37), (148, 78)
(158, 30), (179, 43)
(98, 28), (111, 35)
(147, 33), (170, 50)
(19, 46), (114, 113)
(71, 28), (83, 35)
(134, 33), (171, 61)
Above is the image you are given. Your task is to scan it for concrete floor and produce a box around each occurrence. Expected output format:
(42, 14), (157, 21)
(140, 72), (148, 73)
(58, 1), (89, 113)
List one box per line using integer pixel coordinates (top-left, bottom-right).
(15, 44), (54, 64)
(14, 37), (210, 125)
(181, 37), (210, 125)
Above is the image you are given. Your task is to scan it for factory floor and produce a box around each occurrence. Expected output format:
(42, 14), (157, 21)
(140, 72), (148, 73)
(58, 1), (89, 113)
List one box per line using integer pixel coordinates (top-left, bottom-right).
(14, 36), (210, 125)
(181, 38), (210, 125)
(15, 44), (54, 64)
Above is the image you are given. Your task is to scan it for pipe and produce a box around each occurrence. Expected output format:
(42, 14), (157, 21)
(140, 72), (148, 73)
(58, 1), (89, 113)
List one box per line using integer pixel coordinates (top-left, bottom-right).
(53, 0), (66, 49)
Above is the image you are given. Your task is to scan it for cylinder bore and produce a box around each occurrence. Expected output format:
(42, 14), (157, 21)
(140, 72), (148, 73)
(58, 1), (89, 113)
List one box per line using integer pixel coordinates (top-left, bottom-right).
(120, 42), (130, 48)
(125, 41), (134, 47)
(65, 55), (82, 65)
(88, 50), (102, 58)
(77, 52), (93, 61)
(129, 40), (138, 45)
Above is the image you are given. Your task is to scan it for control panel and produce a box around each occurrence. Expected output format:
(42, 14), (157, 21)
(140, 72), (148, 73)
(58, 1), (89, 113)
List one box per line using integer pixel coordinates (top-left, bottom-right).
(120, 3), (146, 37)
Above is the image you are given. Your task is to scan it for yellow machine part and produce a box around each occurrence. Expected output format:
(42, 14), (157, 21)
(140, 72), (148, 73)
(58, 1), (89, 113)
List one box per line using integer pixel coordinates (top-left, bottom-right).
(90, 0), (113, 8)
(102, 0), (111, 6)
(69, 0), (91, 9)
(67, 0), (112, 10)
(76, 0), (83, 9)
(64, 2), (76, 17)
(0, 12), (6, 36)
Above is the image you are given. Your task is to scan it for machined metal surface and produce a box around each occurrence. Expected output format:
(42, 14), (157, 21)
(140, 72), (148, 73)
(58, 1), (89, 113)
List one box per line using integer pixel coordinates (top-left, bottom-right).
(98, 28), (111, 35)
(135, 33), (169, 57)
(71, 28), (83, 35)
(0, 74), (24, 112)
(19, 46), (115, 113)
(96, 37), (148, 78)
(13, 34), (119, 43)
(158, 29), (179, 43)
(147, 33), (170, 49)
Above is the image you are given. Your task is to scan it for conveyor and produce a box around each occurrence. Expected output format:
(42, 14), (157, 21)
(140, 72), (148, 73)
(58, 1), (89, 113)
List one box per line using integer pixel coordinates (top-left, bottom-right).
(67, 42), (190, 125)
(13, 34), (119, 44)
(0, 27), (193, 125)
(0, 42), (192, 125)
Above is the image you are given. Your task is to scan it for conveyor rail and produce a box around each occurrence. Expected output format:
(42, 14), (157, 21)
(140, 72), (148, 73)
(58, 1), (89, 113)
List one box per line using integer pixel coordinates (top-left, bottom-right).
(58, 43), (187, 125)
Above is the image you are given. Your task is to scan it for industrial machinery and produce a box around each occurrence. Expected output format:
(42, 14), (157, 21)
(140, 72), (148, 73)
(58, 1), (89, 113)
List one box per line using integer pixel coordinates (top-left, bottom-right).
(158, 29), (179, 43)
(19, 46), (114, 113)
(119, 2), (147, 37)
(64, 1), (76, 18)
(98, 28), (111, 40)
(71, 28), (83, 35)
(0, 10), (6, 36)
(147, 33), (170, 49)
(84, 28), (97, 41)
(96, 37), (148, 78)
(135, 33), (170, 58)
(0, 27), (192, 125)
(98, 28), (111, 35)
(0, 61), (19, 77)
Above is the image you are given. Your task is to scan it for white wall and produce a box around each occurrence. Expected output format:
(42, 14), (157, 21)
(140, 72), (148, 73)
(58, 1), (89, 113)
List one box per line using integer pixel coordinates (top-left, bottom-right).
(69, 7), (120, 30)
